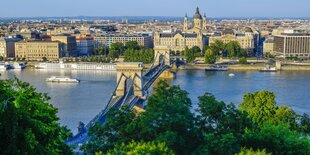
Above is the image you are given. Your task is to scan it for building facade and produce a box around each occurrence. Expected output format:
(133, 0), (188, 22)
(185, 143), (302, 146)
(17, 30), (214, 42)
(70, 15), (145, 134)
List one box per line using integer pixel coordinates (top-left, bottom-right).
(51, 35), (77, 57)
(94, 34), (153, 49)
(274, 34), (310, 58)
(209, 28), (256, 55)
(0, 37), (21, 58)
(76, 37), (94, 56)
(263, 38), (274, 55)
(15, 41), (63, 60)
(154, 7), (206, 51)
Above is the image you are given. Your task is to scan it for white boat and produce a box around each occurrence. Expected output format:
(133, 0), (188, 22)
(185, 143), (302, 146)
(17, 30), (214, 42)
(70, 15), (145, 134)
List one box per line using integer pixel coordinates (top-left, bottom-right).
(228, 73), (235, 77)
(11, 62), (26, 69)
(0, 63), (8, 70)
(46, 76), (79, 83)
(260, 67), (277, 72)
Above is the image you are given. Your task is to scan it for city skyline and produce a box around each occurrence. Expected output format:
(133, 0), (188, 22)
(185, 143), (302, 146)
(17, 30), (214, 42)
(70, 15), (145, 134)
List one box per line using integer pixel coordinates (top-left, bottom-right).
(1, 0), (310, 18)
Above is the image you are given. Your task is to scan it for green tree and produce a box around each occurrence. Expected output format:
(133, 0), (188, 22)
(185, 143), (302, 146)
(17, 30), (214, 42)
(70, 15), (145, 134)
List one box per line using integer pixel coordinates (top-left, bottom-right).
(0, 56), (4, 61)
(184, 47), (196, 63)
(226, 41), (241, 57)
(108, 49), (120, 61)
(110, 42), (125, 56)
(239, 57), (247, 64)
(125, 41), (141, 50)
(209, 40), (225, 55)
(237, 148), (271, 155)
(239, 91), (298, 128)
(81, 106), (136, 153)
(0, 78), (72, 154)
(204, 49), (217, 64)
(195, 93), (250, 155)
(243, 123), (310, 155)
(104, 141), (174, 155)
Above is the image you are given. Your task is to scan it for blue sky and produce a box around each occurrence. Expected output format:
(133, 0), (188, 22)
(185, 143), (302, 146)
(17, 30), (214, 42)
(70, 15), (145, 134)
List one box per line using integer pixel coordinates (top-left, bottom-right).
(1, 0), (310, 17)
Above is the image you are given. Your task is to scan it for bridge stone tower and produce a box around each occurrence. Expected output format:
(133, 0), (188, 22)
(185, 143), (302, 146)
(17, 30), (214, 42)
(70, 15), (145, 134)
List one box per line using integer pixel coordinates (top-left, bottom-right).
(115, 63), (144, 97)
(154, 46), (171, 66)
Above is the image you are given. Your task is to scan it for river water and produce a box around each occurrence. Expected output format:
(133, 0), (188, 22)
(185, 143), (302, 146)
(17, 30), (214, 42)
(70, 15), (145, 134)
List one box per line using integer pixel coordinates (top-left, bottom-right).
(1, 68), (310, 134)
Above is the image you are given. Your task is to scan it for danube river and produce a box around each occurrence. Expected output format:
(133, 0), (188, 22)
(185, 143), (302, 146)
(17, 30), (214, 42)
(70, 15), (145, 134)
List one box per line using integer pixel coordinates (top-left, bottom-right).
(1, 68), (310, 134)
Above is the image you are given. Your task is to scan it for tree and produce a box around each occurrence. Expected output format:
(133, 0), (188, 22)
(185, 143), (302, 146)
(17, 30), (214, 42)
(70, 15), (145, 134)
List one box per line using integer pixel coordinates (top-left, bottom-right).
(239, 91), (298, 128)
(243, 123), (310, 155)
(209, 40), (225, 55)
(81, 106), (136, 153)
(239, 57), (247, 64)
(226, 41), (241, 57)
(237, 148), (271, 155)
(0, 56), (4, 61)
(108, 49), (120, 61)
(103, 141), (174, 155)
(204, 49), (217, 64)
(110, 42), (125, 56)
(195, 93), (250, 155)
(184, 47), (196, 63)
(125, 41), (141, 50)
(0, 78), (72, 154)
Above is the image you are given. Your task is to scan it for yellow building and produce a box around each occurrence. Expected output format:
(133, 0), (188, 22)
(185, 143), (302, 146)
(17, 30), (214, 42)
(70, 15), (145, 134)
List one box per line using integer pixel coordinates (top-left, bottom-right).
(154, 7), (206, 51)
(263, 38), (274, 55)
(15, 41), (62, 60)
(51, 35), (77, 57)
(209, 28), (255, 53)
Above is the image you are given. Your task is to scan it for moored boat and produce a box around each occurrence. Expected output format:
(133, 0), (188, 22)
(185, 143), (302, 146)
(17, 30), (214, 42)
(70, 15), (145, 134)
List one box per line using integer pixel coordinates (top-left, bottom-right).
(205, 65), (228, 71)
(46, 76), (79, 83)
(260, 66), (277, 72)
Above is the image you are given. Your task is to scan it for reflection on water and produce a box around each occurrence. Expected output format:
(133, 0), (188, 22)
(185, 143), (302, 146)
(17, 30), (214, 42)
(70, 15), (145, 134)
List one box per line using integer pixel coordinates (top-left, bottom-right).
(173, 70), (310, 115)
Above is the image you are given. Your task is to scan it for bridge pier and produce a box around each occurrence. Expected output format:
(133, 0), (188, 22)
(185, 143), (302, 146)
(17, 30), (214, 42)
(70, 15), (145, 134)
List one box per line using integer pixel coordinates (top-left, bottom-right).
(154, 46), (171, 66)
(115, 63), (144, 97)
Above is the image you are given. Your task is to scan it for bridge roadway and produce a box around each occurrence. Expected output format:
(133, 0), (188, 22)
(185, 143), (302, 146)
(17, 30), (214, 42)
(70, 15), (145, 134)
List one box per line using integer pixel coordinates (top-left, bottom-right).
(66, 64), (168, 146)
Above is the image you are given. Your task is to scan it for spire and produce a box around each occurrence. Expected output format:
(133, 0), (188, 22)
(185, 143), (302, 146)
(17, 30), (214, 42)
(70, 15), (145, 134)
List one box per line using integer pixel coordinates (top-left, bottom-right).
(204, 13), (206, 18)
(185, 13), (188, 18)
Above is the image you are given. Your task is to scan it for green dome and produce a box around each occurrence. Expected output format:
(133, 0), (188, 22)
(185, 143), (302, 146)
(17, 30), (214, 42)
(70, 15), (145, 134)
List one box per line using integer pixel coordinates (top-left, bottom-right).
(193, 7), (202, 19)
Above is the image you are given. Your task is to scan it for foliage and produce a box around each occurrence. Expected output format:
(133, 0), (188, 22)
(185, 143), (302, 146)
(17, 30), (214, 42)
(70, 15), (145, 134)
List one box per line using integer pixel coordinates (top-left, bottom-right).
(124, 48), (154, 63)
(301, 113), (310, 133)
(0, 78), (72, 154)
(209, 40), (225, 55)
(83, 81), (310, 155)
(239, 91), (298, 128)
(204, 49), (217, 64)
(184, 46), (201, 63)
(226, 41), (242, 57)
(0, 56), (4, 61)
(93, 47), (109, 56)
(125, 41), (142, 50)
(243, 123), (310, 155)
(239, 57), (247, 64)
(81, 106), (136, 153)
(237, 148), (271, 155)
(194, 93), (251, 155)
(102, 141), (174, 155)
(264, 52), (275, 59)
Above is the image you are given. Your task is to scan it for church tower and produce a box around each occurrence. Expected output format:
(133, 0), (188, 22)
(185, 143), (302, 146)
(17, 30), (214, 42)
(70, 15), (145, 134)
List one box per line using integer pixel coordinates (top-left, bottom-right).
(193, 7), (203, 33)
(203, 13), (207, 30)
(183, 13), (188, 32)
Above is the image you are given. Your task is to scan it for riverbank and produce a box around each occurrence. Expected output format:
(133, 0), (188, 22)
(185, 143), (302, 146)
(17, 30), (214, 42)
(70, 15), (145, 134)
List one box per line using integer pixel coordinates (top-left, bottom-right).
(178, 63), (310, 71)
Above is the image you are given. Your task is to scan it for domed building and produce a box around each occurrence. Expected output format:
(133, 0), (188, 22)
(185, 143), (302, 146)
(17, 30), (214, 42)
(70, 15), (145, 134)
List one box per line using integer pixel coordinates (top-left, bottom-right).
(154, 7), (207, 52)
(183, 7), (207, 33)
